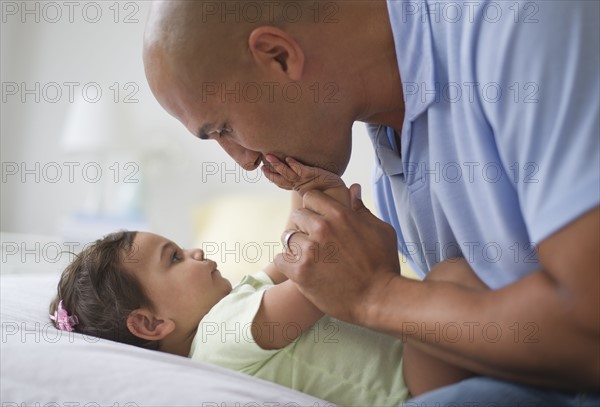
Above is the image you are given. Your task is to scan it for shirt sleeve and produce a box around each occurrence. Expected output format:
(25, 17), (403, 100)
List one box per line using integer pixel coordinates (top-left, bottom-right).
(189, 272), (279, 370)
(477, 0), (599, 243)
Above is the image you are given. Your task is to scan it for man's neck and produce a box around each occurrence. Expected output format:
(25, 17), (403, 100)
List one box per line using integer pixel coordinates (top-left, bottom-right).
(349, 0), (405, 131)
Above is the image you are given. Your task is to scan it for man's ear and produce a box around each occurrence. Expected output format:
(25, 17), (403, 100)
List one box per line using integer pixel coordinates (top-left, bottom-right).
(127, 309), (175, 342)
(248, 27), (304, 81)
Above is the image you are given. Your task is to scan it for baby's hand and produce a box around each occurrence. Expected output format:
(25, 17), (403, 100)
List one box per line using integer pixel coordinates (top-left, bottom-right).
(262, 155), (346, 196)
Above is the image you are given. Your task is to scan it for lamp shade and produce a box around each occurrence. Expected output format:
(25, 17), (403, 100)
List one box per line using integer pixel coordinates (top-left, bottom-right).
(61, 94), (132, 154)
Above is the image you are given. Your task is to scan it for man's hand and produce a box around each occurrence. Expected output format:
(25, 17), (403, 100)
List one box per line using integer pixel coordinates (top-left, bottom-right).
(274, 182), (401, 323)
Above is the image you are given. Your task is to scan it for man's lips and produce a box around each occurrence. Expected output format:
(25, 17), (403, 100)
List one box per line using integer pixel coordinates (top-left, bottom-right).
(248, 156), (276, 173)
(246, 154), (283, 172)
(244, 156), (263, 171)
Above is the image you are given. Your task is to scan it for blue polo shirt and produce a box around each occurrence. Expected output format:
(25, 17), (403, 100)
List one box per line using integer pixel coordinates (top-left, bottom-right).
(370, 0), (599, 288)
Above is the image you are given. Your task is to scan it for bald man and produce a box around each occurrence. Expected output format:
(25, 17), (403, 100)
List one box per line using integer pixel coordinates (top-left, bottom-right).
(143, 1), (600, 405)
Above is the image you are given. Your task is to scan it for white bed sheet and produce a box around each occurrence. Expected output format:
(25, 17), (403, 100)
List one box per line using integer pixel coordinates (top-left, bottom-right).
(1, 269), (333, 407)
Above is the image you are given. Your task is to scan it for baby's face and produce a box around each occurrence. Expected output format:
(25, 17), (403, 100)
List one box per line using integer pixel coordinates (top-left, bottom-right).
(126, 232), (232, 334)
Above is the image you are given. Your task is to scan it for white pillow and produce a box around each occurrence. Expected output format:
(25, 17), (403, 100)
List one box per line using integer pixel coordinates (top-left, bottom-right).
(1, 272), (330, 406)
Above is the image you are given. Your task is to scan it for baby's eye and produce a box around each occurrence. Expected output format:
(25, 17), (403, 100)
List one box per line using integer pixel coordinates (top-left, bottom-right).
(171, 249), (182, 263)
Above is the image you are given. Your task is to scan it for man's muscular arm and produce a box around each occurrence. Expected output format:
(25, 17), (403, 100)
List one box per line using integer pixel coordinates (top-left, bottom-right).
(371, 206), (599, 390)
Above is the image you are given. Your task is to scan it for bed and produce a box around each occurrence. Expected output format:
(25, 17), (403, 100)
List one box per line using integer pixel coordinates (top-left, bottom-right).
(0, 229), (333, 406)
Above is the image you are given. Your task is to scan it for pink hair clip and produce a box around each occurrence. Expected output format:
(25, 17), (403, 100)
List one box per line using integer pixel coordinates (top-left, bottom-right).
(50, 300), (79, 332)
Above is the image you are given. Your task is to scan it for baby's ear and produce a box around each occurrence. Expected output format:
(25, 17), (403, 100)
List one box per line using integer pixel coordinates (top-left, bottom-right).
(126, 309), (175, 341)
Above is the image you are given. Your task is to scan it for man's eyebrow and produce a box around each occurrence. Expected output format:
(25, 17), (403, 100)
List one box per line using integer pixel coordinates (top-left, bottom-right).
(197, 123), (215, 140)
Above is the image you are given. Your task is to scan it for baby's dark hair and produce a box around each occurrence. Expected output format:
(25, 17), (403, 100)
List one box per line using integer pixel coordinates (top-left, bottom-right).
(49, 230), (159, 350)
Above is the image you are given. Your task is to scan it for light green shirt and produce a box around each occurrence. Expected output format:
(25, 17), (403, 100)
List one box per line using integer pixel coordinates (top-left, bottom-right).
(189, 272), (409, 406)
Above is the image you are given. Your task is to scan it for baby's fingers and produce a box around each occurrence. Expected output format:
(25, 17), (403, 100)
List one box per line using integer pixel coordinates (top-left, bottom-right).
(261, 165), (294, 190)
(286, 157), (343, 189)
(265, 154), (300, 183)
(284, 157), (316, 180)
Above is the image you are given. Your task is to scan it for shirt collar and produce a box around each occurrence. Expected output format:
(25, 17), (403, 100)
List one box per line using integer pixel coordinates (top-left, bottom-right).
(367, 124), (405, 176)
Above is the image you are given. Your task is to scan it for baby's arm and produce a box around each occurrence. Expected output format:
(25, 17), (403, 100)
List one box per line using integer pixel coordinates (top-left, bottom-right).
(403, 257), (489, 396)
(260, 193), (302, 285)
(252, 156), (350, 350)
(261, 155), (350, 285)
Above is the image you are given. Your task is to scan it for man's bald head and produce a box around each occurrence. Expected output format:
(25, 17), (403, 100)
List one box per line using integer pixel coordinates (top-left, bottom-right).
(143, 1), (327, 88)
(142, 0), (402, 176)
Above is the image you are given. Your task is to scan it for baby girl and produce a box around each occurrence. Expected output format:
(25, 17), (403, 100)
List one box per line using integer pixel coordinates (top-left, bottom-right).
(50, 157), (481, 406)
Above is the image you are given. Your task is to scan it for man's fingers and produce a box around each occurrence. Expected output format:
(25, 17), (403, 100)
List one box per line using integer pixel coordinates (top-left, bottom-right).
(275, 230), (314, 280)
(302, 189), (348, 216)
(292, 185), (373, 235)
(281, 229), (305, 255)
(289, 207), (324, 236)
(350, 183), (370, 214)
(274, 253), (296, 279)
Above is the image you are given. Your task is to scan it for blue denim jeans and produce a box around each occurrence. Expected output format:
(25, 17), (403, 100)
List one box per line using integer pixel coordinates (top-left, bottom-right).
(402, 376), (600, 407)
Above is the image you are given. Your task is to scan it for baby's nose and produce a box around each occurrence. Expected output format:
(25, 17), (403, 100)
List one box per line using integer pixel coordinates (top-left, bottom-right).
(190, 248), (205, 261)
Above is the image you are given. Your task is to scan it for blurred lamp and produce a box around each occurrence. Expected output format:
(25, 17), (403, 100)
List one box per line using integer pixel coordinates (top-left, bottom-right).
(61, 95), (142, 219)
(61, 94), (132, 153)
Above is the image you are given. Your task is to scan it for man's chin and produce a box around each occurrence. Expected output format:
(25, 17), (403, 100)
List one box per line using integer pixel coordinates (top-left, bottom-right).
(313, 157), (350, 177)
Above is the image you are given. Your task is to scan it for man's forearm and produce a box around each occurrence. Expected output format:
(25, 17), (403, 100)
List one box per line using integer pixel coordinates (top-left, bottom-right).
(363, 270), (599, 390)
